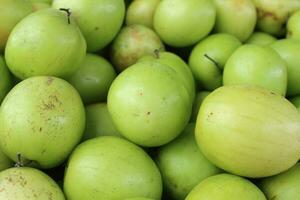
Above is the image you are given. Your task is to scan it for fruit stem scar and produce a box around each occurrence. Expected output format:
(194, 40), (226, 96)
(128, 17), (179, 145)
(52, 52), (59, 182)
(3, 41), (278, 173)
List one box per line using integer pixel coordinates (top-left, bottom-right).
(14, 153), (33, 167)
(153, 49), (160, 58)
(59, 8), (72, 24)
(204, 54), (221, 69)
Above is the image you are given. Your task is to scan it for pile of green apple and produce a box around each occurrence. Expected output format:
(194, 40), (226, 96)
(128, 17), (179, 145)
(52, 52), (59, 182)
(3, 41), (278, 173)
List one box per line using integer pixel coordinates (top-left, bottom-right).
(1, 0), (300, 199)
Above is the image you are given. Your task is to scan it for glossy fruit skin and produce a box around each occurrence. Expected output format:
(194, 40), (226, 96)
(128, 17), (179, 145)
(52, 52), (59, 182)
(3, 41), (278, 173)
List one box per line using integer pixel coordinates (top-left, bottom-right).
(108, 61), (191, 147)
(126, 0), (160, 28)
(260, 163), (300, 200)
(0, 76), (85, 168)
(0, 167), (65, 200)
(223, 44), (287, 96)
(245, 32), (277, 46)
(64, 136), (162, 200)
(5, 8), (86, 80)
(0, 0), (33, 52)
(196, 86), (300, 178)
(287, 10), (300, 40)
(68, 54), (117, 104)
(186, 174), (266, 200)
(153, 0), (216, 47)
(111, 24), (165, 71)
(212, 0), (256, 42)
(52, 0), (125, 52)
(156, 123), (221, 200)
(0, 56), (13, 103)
(190, 91), (210, 122)
(189, 33), (242, 91)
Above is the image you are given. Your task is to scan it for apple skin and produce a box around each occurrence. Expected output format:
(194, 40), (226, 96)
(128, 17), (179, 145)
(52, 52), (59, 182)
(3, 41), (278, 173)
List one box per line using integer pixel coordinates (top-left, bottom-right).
(186, 174), (266, 200)
(126, 0), (160, 28)
(0, 56), (13, 103)
(260, 163), (300, 200)
(0, 0), (33, 52)
(125, 198), (155, 200)
(0, 149), (12, 172)
(64, 136), (162, 200)
(0, 167), (65, 200)
(189, 33), (242, 91)
(245, 32), (277, 46)
(5, 8), (86, 80)
(287, 10), (300, 40)
(0, 76), (85, 168)
(153, 0), (216, 47)
(289, 96), (300, 111)
(68, 54), (117, 104)
(212, 0), (257, 42)
(108, 61), (191, 147)
(52, 0), (125, 52)
(223, 44), (287, 96)
(156, 123), (221, 200)
(190, 91), (210, 122)
(196, 85), (300, 178)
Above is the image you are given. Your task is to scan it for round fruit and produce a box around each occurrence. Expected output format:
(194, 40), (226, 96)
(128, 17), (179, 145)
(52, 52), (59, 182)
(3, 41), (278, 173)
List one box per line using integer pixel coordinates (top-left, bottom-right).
(287, 10), (300, 40)
(153, 0), (216, 47)
(245, 32), (277, 46)
(64, 136), (162, 200)
(5, 8), (86, 80)
(0, 76), (85, 168)
(0, 55), (13, 103)
(196, 85), (300, 178)
(191, 91), (210, 122)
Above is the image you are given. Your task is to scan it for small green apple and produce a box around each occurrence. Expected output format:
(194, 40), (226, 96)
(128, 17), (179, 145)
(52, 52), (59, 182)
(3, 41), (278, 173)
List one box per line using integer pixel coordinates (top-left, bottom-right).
(245, 32), (277, 46)
(190, 91), (210, 122)
(0, 55), (13, 103)
(287, 10), (300, 40)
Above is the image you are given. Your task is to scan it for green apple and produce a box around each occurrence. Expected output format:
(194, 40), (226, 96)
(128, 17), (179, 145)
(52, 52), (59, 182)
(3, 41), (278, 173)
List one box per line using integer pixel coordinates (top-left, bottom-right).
(83, 103), (122, 140)
(108, 61), (192, 147)
(189, 33), (242, 91)
(289, 96), (300, 111)
(245, 32), (277, 46)
(0, 167), (65, 200)
(190, 91), (210, 122)
(0, 0), (33, 52)
(196, 85), (300, 178)
(5, 8), (86, 80)
(111, 24), (165, 71)
(0, 55), (13, 103)
(212, 0), (256, 42)
(270, 39), (300, 96)
(68, 54), (117, 104)
(0, 149), (12, 172)
(287, 10), (300, 40)
(223, 44), (287, 96)
(126, 0), (160, 28)
(260, 163), (300, 200)
(156, 123), (221, 200)
(186, 174), (266, 200)
(153, 0), (216, 47)
(0, 76), (85, 168)
(52, 0), (125, 52)
(64, 136), (162, 200)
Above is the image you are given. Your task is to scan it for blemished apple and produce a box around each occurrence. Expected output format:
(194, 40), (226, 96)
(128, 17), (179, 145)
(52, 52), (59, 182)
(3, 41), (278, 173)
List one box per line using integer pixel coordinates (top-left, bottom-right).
(0, 167), (65, 200)
(5, 8), (86, 80)
(190, 91), (210, 122)
(153, 0), (216, 47)
(189, 33), (242, 91)
(245, 32), (277, 46)
(64, 136), (162, 200)
(212, 0), (257, 42)
(111, 24), (165, 71)
(107, 61), (191, 147)
(223, 44), (287, 96)
(287, 10), (300, 40)
(185, 174), (266, 200)
(196, 85), (300, 178)
(0, 55), (13, 103)
(68, 54), (117, 104)
(52, 0), (125, 52)
(156, 123), (221, 200)
(0, 76), (85, 168)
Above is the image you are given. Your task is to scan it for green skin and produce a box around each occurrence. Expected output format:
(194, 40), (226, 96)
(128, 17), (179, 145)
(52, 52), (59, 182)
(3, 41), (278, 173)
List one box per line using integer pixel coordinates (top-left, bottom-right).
(0, 167), (65, 200)
(260, 163), (300, 199)
(270, 39), (300, 96)
(64, 136), (162, 200)
(52, 0), (125, 52)
(253, 0), (300, 36)
(111, 24), (165, 71)
(196, 85), (300, 178)
(156, 123), (221, 200)
(289, 96), (300, 111)
(108, 61), (191, 147)
(83, 103), (122, 140)
(287, 10), (300, 40)
(126, 0), (160, 28)
(245, 32), (277, 46)
(190, 91), (210, 122)
(0, 55), (13, 103)
(31, 2), (51, 11)
(186, 174), (266, 200)
(0, 149), (12, 172)
(68, 54), (117, 104)
(212, 0), (257, 42)
(0, 76), (85, 168)
(223, 44), (287, 96)
(188, 33), (242, 91)
(0, 0), (33, 52)
(5, 8), (87, 80)
(124, 198), (155, 200)
(153, 0), (216, 47)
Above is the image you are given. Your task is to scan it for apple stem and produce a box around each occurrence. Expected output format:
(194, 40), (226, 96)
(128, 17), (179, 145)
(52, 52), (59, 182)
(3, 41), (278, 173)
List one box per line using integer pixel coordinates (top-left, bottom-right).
(59, 8), (72, 24)
(154, 49), (160, 59)
(204, 54), (220, 69)
(15, 153), (23, 167)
